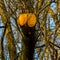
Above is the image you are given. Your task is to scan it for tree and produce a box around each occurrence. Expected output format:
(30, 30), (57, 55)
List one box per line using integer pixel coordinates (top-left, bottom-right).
(0, 0), (60, 60)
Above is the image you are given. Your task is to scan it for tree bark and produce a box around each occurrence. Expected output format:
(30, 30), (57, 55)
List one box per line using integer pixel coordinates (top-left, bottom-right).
(6, 22), (16, 60)
(21, 26), (36, 60)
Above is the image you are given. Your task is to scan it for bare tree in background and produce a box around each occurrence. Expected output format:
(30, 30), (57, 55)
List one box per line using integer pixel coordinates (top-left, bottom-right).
(0, 0), (60, 60)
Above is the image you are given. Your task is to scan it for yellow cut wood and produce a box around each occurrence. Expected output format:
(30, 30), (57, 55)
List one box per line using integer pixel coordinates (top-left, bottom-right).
(17, 14), (27, 26)
(17, 13), (37, 27)
(27, 14), (36, 27)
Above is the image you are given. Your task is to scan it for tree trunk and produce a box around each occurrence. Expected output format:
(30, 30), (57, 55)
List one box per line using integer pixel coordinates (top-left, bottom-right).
(21, 26), (36, 60)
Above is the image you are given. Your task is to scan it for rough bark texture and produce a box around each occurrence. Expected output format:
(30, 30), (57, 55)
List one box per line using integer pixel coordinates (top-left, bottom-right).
(6, 22), (16, 60)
